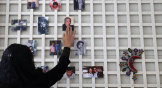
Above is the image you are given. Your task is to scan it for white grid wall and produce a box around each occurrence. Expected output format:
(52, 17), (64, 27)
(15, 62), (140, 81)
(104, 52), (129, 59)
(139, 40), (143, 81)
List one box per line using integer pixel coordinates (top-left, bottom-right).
(0, 0), (162, 88)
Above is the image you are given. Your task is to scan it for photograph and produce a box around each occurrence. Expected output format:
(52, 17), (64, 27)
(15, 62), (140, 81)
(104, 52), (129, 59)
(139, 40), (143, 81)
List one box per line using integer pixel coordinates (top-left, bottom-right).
(50, 40), (61, 55)
(37, 66), (49, 73)
(27, 0), (39, 9)
(11, 20), (27, 31)
(25, 40), (37, 55)
(74, 0), (85, 10)
(83, 66), (103, 78)
(74, 40), (86, 55)
(62, 67), (75, 78)
(49, 0), (61, 10)
(37, 17), (49, 34)
(62, 17), (74, 31)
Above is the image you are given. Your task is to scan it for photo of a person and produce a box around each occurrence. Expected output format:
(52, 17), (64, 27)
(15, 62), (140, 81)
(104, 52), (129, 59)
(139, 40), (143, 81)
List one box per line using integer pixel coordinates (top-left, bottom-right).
(62, 17), (74, 31)
(16, 20), (27, 31)
(74, 40), (86, 55)
(50, 43), (55, 55)
(37, 17), (48, 34)
(74, 0), (85, 10)
(93, 67), (98, 78)
(25, 40), (37, 55)
(62, 67), (75, 78)
(50, 41), (61, 55)
(11, 20), (27, 31)
(49, 0), (61, 10)
(83, 66), (103, 78)
(37, 66), (49, 73)
(27, 0), (39, 9)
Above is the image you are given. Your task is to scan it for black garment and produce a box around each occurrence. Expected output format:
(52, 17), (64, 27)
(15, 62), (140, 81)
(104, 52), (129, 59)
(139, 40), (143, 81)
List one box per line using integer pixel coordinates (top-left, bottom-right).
(28, 47), (71, 88)
(74, 0), (78, 10)
(62, 24), (74, 31)
(15, 26), (26, 31)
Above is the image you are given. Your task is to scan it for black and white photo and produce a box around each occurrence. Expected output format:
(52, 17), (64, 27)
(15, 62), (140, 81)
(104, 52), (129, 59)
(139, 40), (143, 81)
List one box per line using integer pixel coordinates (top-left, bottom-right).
(37, 17), (49, 34)
(62, 17), (74, 31)
(83, 66), (103, 78)
(62, 67), (75, 78)
(74, 40), (86, 55)
(11, 20), (27, 31)
(74, 0), (85, 10)
(25, 40), (37, 55)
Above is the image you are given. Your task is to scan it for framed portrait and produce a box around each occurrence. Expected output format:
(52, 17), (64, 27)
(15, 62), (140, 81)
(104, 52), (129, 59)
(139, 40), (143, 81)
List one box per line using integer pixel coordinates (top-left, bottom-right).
(50, 40), (61, 55)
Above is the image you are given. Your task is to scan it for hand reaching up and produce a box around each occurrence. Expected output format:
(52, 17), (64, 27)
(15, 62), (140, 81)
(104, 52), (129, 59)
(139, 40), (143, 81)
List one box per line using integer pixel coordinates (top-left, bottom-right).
(63, 27), (76, 48)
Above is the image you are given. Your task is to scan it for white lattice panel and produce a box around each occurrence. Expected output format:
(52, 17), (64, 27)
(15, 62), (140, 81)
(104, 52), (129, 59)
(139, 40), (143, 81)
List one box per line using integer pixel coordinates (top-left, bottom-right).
(0, 0), (162, 88)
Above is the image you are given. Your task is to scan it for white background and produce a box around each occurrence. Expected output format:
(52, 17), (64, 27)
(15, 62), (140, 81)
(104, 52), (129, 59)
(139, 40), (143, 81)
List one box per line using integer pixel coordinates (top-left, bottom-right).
(0, 0), (162, 88)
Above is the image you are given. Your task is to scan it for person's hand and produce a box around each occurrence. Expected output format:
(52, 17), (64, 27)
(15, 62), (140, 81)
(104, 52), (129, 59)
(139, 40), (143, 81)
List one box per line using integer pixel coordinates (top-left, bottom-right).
(63, 27), (76, 48)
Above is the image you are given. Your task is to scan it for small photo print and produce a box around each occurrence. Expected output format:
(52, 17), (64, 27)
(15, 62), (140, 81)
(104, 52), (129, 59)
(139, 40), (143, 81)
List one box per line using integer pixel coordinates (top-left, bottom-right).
(62, 17), (74, 31)
(74, 40), (86, 55)
(11, 20), (27, 31)
(49, 0), (61, 10)
(25, 40), (37, 55)
(27, 0), (39, 9)
(83, 66), (103, 78)
(62, 67), (75, 79)
(37, 17), (49, 34)
(74, 0), (85, 10)
(37, 66), (49, 73)
(50, 40), (61, 55)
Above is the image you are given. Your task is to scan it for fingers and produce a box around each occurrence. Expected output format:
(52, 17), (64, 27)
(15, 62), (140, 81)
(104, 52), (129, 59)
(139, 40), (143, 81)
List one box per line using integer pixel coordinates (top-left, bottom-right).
(73, 30), (76, 37)
(63, 33), (65, 38)
(66, 27), (68, 35)
(70, 27), (72, 35)
(67, 27), (70, 35)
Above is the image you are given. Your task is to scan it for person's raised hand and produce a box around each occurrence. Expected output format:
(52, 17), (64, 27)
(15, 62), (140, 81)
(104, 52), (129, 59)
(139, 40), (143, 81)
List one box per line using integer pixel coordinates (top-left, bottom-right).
(63, 27), (76, 48)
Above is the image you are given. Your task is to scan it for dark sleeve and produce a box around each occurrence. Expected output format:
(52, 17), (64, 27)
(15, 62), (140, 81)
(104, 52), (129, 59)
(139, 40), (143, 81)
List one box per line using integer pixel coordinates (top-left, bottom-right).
(34, 47), (71, 87)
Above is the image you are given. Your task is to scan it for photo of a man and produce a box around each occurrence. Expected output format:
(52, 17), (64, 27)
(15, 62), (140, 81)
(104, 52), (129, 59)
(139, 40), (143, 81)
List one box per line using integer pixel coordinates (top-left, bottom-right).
(37, 17), (48, 34)
(74, 0), (85, 10)
(50, 41), (61, 55)
(83, 66), (103, 78)
(62, 17), (74, 31)
(25, 40), (37, 55)
(62, 67), (75, 78)
(93, 67), (98, 78)
(27, 0), (39, 9)
(11, 20), (27, 31)
(16, 20), (27, 31)
(49, 0), (61, 10)
(74, 40), (86, 55)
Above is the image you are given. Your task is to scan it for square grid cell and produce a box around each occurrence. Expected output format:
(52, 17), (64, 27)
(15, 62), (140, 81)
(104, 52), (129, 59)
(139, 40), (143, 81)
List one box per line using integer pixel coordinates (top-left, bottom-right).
(0, 0), (161, 88)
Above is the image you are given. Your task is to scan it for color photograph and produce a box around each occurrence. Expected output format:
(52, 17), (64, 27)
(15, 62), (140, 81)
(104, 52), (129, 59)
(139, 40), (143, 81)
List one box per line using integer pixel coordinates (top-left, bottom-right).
(74, 0), (85, 10)
(62, 17), (74, 31)
(83, 66), (103, 78)
(62, 67), (75, 78)
(11, 20), (27, 31)
(74, 40), (86, 55)
(27, 0), (39, 9)
(37, 17), (49, 34)
(25, 40), (37, 55)
(49, 0), (61, 10)
(37, 66), (49, 73)
(50, 40), (61, 55)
